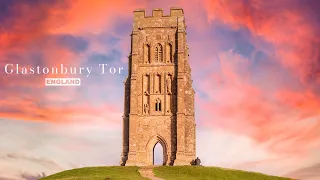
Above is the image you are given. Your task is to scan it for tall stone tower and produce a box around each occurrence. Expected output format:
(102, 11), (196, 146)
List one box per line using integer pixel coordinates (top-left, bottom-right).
(120, 7), (196, 166)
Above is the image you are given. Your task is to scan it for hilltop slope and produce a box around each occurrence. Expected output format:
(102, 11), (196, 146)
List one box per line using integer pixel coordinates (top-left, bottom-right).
(40, 166), (292, 180)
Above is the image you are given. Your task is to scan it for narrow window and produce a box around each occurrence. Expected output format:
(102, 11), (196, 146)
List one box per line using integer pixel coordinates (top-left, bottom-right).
(154, 44), (163, 62)
(155, 47), (158, 62)
(159, 45), (163, 62)
(155, 99), (161, 112)
(147, 44), (151, 63)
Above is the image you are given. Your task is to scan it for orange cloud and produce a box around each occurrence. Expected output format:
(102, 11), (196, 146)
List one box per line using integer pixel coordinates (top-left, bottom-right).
(0, 0), (140, 124)
(48, 0), (145, 34)
(0, 1), (58, 53)
(203, 0), (320, 83)
(197, 49), (320, 156)
(0, 96), (119, 124)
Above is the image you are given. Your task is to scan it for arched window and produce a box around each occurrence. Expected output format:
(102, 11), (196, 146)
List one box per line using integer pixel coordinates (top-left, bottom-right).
(154, 44), (163, 62)
(155, 98), (161, 111)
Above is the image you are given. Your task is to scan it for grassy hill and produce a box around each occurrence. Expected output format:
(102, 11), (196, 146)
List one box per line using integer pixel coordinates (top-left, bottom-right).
(40, 166), (292, 180)
(40, 166), (147, 180)
(154, 166), (292, 180)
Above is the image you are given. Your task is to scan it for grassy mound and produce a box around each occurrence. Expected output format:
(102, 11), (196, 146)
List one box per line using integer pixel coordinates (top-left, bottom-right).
(153, 166), (292, 180)
(40, 166), (292, 180)
(40, 166), (147, 180)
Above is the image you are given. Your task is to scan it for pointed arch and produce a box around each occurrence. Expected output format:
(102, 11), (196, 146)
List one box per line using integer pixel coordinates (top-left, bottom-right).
(153, 142), (164, 165)
(146, 135), (168, 165)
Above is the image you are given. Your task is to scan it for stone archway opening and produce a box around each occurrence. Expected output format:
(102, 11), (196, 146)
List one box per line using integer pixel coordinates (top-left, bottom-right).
(153, 142), (164, 165)
(147, 135), (168, 166)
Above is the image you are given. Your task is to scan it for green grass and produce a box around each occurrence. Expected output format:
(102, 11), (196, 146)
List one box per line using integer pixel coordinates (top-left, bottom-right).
(40, 166), (148, 180)
(40, 166), (293, 180)
(153, 166), (292, 180)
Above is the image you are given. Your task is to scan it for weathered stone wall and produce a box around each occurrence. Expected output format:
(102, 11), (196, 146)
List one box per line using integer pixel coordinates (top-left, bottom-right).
(120, 7), (196, 166)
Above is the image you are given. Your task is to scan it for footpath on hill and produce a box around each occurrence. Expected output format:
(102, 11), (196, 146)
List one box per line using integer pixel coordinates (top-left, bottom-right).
(138, 166), (164, 180)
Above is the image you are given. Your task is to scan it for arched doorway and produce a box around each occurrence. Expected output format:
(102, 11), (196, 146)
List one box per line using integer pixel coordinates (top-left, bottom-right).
(153, 142), (164, 165)
(147, 135), (168, 166)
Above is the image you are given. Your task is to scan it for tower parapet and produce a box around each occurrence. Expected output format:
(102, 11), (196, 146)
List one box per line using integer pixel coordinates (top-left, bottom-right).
(133, 7), (184, 19)
(133, 7), (185, 31)
(133, 8), (185, 30)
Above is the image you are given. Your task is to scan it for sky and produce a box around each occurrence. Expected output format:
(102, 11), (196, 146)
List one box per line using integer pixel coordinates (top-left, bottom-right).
(0, 0), (319, 179)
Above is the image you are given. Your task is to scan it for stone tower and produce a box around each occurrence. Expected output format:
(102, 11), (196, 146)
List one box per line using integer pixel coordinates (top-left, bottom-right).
(120, 7), (196, 166)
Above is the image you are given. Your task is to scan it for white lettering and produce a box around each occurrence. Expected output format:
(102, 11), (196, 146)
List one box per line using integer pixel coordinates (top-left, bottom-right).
(45, 78), (81, 86)
(43, 67), (49, 74)
(109, 67), (116, 74)
(118, 67), (124, 74)
(99, 64), (108, 74)
(4, 63), (124, 77)
(86, 67), (92, 77)
(4, 64), (13, 74)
